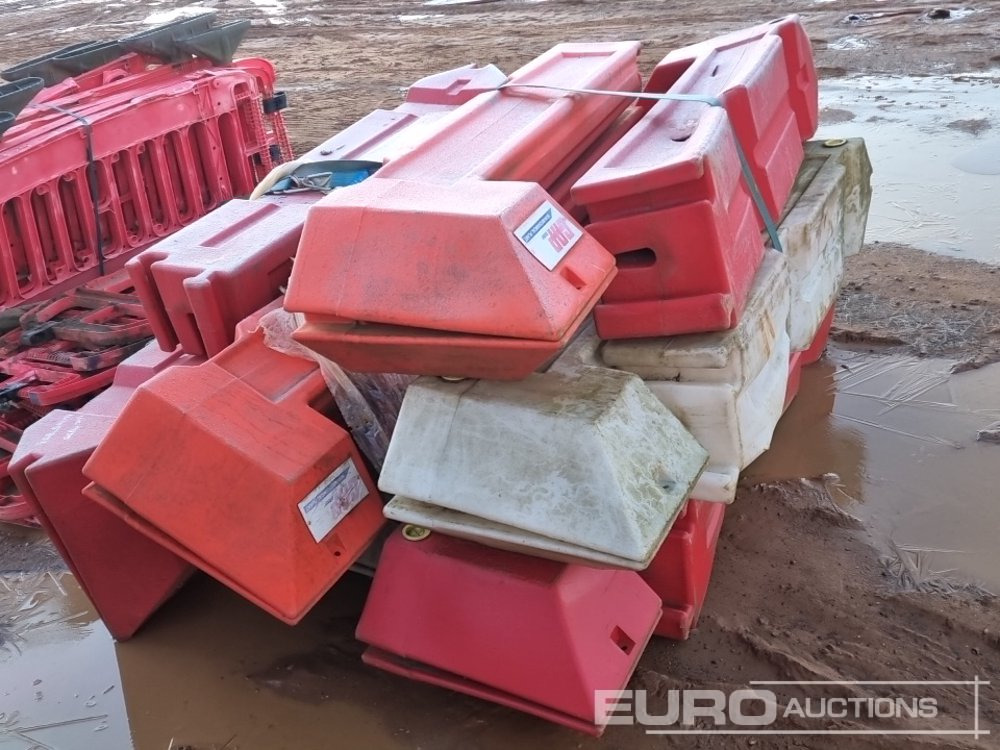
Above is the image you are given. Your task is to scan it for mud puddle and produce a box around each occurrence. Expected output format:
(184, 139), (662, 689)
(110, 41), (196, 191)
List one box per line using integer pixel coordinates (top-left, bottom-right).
(817, 74), (1000, 264)
(746, 345), (1000, 593)
(0, 572), (131, 749)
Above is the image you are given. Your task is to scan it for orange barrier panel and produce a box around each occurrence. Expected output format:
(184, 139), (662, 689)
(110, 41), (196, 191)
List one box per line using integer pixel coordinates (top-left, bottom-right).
(285, 42), (640, 378)
(82, 324), (385, 624)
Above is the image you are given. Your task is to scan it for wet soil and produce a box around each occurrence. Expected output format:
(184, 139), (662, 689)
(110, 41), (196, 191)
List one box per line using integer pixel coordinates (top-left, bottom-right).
(2, 0), (1000, 155)
(836, 242), (1000, 368)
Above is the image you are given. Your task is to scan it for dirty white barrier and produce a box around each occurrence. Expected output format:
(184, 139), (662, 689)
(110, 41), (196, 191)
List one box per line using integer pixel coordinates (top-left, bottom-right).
(379, 367), (708, 569)
(563, 248), (790, 503)
(780, 138), (872, 351)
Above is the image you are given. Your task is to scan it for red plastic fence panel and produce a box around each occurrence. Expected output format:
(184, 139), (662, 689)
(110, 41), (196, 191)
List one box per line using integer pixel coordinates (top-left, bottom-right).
(1, 59), (291, 309)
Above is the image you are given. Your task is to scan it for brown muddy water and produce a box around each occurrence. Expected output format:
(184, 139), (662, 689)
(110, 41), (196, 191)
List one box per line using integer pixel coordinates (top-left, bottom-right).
(746, 346), (1000, 594)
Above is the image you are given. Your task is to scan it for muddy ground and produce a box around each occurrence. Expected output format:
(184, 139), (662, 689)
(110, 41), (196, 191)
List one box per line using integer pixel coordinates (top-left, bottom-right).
(1, 1), (999, 749)
(3, 0), (1000, 153)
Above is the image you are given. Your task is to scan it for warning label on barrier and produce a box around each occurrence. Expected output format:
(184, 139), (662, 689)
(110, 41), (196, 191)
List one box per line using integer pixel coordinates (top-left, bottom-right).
(298, 458), (368, 543)
(514, 200), (582, 270)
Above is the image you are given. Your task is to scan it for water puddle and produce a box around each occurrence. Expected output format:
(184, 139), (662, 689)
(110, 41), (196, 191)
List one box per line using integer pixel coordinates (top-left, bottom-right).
(747, 346), (1000, 592)
(0, 573), (131, 749)
(817, 74), (1000, 264)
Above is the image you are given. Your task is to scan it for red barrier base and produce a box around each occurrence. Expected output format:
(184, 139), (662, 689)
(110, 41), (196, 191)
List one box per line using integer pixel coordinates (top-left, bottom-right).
(640, 499), (726, 640)
(292, 320), (575, 380)
(362, 647), (605, 736)
(11, 412), (194, 639)
(799, 304), (836, 366)
(356, 528), (662, 734)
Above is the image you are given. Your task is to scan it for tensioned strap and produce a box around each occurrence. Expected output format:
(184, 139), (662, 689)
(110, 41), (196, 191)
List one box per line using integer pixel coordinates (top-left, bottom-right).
(40, 104), (106, 275)
(498, 82), (784, 254)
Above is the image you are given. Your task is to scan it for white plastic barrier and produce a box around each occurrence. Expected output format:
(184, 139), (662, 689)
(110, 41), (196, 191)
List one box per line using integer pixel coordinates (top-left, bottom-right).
(379, 367), (708, 569)
(647, 328), (791, 502)
(780, 138), (871, 351)
(551, 249), (792, 503)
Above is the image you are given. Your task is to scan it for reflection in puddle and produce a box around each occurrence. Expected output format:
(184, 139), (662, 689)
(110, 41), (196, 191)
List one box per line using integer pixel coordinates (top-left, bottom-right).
(0, 573), (131, 749)
(817, 74), (1000, 263)
(747, 346), (1000, 592)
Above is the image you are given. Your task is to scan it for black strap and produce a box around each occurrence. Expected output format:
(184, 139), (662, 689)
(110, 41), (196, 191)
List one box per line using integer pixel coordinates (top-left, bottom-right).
(40, 105), (105, 275)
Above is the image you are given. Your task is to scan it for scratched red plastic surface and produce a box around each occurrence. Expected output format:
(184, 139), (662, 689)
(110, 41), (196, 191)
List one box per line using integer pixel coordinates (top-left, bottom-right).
(82, 324), (386, 624)
(357, 529), (662, 735)
(639, 499), (726, 640)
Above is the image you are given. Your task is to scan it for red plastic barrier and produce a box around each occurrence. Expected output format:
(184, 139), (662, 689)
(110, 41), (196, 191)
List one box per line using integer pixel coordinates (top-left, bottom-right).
(646, 15), (818, 141)
(640, 499), (726, 640)
(643, 19), (812, 221)
(20, 288), (151, 347)
(13, 338), (147, 373)
(0, 359), (115, 407)
(10, 410), (196, 639)
(85, 339), (201, 415)
(785, 350), (804, 412)
(285, 43), (638, 378)
(82, 324), (385, 624)
(292, 64), (507, 166)
(577, 108), (761, 339)
(288, 179), (616, 379)
(785, 303), (835, 410)
(799, 303), (835, 366)
(573, 18), (817, 340)
(357, 528), (662, 735)
(0, 57), (292, 309)
(402, 63), (507, 107)
(127, 200), (309, 356)
(0, 420), (37, 526)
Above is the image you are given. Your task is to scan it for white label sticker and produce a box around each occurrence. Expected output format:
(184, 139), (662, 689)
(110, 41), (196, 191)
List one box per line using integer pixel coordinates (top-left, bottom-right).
(298, 458), (368, 543)
(514, 200), (583, 270)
